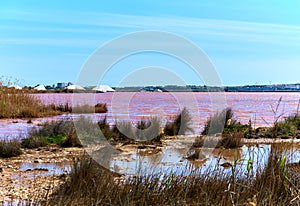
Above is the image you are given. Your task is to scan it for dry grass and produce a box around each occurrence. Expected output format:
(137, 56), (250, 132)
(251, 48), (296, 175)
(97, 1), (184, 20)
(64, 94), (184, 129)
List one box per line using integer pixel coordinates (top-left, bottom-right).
(50, 103), (107, 114)
(193, 131), (243, 149)
(164, 107), (194, 136)
(0, 87), (107, 118)
(0, 87), (59, 118)
(44, 146), (300, 205)
(22, 119), (82, 148)
(103, 117), (163, 144)
(0, 139), (22, 158)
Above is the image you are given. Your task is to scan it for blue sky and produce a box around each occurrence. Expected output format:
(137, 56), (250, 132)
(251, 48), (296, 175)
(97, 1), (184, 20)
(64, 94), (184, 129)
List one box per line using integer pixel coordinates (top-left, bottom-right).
(0, 0), (300, 86)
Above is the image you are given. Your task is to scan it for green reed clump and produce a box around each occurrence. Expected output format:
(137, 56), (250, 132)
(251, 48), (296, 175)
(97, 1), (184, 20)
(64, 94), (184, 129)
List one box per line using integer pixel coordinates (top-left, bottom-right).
(270, 113), (300, 139)
(22, 119), (82, 148)
(0, 139), (22, 158)
(21, 136), (47, 149)
(201, 108), (249, 136)
(164, 107), (193, 136)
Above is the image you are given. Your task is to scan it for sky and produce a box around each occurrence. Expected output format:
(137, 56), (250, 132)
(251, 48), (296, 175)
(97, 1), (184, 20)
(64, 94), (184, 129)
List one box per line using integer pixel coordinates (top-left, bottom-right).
(0, 0), (300, 87)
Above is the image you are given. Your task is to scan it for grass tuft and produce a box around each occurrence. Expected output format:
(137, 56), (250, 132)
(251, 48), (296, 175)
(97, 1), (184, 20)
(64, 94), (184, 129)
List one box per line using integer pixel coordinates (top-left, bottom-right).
(0, 139), (22, 158)
(164, 107), (193, 136)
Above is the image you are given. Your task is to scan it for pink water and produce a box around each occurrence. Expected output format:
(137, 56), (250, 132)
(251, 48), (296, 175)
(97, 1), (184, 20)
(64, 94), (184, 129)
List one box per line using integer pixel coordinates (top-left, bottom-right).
(1, 92), (300, 139)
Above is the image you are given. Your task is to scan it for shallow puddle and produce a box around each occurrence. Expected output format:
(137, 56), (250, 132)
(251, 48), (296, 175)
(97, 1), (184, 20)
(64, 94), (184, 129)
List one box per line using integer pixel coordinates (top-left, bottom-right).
(15, 162), (71, 180)
(110, 140), (300, 178)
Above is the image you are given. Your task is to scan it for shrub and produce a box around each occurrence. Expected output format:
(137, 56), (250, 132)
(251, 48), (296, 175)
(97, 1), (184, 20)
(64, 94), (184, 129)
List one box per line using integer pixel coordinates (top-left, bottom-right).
(164, 107), (193, 136)
(49, 103), (72, 112)
(0, 139), (22, 158)
(46, 134), (65, 145)
(270, 114), (300, 138)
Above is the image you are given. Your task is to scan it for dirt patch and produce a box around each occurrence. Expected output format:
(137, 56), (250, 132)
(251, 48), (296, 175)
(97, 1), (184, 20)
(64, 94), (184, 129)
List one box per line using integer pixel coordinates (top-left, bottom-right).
(0, 146), (84, 203)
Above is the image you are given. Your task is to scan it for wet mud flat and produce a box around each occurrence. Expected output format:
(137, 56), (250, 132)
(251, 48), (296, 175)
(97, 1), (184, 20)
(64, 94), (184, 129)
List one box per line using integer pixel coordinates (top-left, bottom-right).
(111, 135), (300, 177)
(2, 135), (300, 204)
(0, 146), (84, 204)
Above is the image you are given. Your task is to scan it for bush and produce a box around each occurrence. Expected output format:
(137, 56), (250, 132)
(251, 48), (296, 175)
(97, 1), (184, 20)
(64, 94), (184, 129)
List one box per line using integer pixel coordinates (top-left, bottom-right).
(0, 139), (22, 158)
(270, 114), (300, 138)
(164, 107), (193, 136)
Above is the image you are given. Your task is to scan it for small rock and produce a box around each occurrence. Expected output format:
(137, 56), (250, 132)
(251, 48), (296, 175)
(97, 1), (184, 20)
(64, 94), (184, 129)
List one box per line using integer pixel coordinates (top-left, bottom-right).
(7, 165), (13, 169)
(0, 168), (2, 173)
(43, 187), (50, 190)
(59, 173), (67, 179)
(34, 159), (42, 163)
(34, 168), (49, 172)
(220, 162), (232, 169)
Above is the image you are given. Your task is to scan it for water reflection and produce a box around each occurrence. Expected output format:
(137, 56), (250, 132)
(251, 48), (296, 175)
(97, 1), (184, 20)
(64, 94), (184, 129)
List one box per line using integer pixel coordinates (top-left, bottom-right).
(2, 92), (300, 139)
(20, 162), (71, 174)
(110, 143), (300, 178)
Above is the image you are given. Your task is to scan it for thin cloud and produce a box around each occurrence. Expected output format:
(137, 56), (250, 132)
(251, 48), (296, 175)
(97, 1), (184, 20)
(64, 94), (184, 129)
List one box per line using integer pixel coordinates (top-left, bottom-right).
(0, 9), (300, 47)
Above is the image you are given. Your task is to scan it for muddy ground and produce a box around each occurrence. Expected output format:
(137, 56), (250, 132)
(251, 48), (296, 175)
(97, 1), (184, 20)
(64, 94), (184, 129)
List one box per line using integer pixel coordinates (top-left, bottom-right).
(0, 146), (84, 204)
(1, 136), (300, 204)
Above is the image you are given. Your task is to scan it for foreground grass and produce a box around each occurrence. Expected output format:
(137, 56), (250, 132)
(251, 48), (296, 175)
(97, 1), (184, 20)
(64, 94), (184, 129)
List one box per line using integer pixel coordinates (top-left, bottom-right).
(44, 146), (300, 205)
